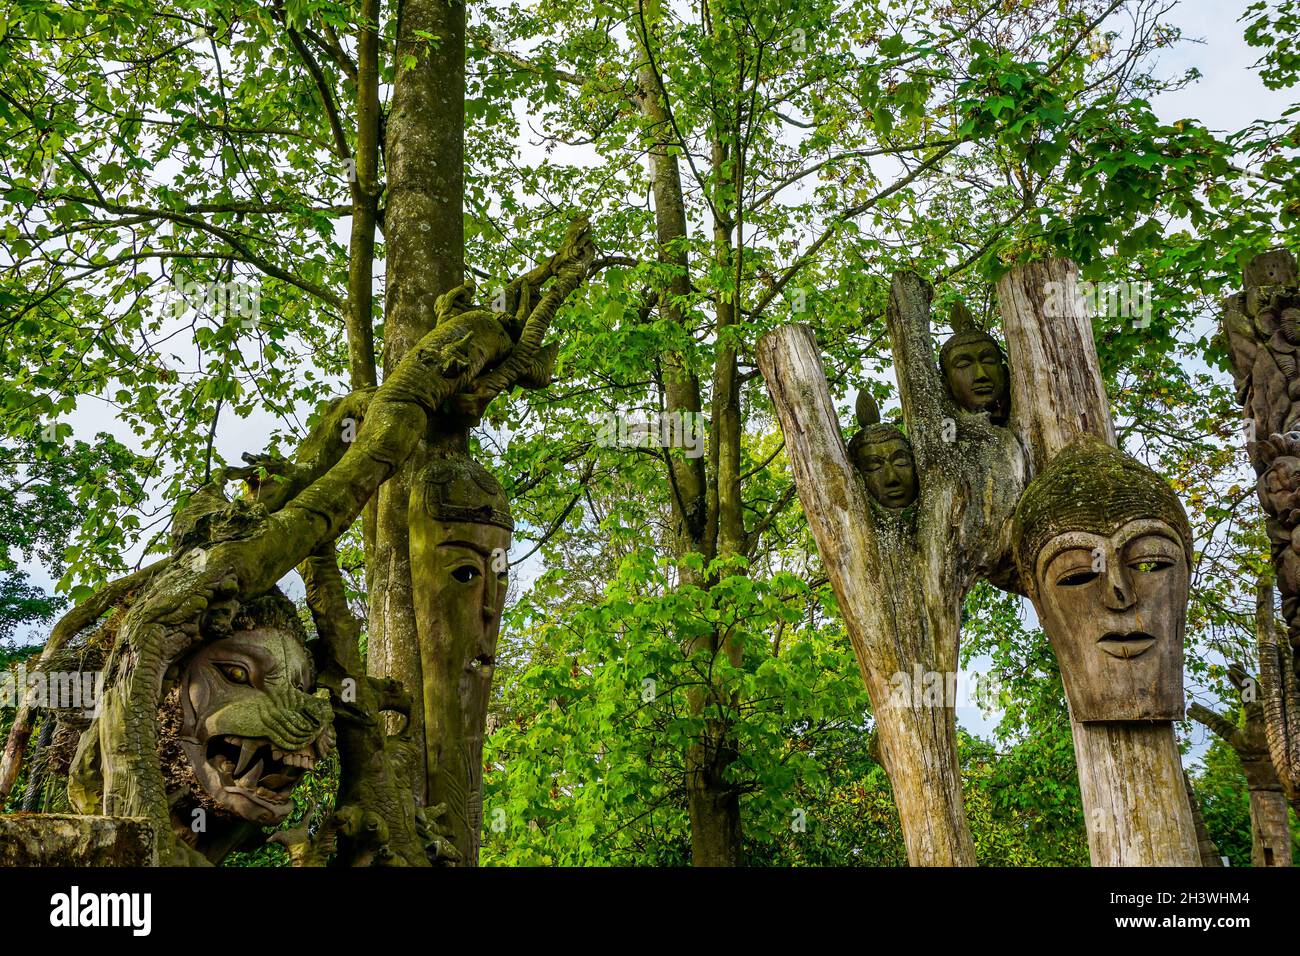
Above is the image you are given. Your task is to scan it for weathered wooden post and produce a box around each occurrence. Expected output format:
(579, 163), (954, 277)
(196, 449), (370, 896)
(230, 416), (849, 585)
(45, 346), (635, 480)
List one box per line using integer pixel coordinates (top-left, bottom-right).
(999, 258), (1198, 866)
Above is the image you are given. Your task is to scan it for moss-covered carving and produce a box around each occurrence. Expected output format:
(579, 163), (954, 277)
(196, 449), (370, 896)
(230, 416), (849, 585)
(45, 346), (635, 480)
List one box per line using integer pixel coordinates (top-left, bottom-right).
(409, 447), (512, 866)
(1013, 437), (1192, 722)
(938, 302), (1010, 425)
(848, 390), (918, 509)
(0, 219), (596, 865)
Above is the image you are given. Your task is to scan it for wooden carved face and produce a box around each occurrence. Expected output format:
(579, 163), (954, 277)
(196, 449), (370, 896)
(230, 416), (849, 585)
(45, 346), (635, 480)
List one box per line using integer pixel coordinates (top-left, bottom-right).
(856, 435), (918, 509)
(410, 516), (511, 686)
(1260, 453), (1300, 524)
(941, 339), (1009, 422)
(1032, 518), (1187, 721)
(179, 628), (334, 825)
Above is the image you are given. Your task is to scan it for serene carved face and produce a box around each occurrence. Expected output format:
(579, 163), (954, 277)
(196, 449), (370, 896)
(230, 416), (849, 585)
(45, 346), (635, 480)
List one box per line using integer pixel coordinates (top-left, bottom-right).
(179, 628), (333, 825)
(1033, 518), (1187, 721)
(942, 340), (1009, 418)
(857, 436), (918, 509)
(409, 511), (510, 856)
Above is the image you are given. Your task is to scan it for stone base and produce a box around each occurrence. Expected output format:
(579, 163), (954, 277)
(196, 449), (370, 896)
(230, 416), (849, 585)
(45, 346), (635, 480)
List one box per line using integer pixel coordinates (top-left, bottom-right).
(0, 813), (158, 866)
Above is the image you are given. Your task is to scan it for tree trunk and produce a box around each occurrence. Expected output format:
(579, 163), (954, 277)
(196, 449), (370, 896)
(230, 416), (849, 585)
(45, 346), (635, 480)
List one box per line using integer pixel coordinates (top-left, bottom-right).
(1182, 769), (1223, 867)
(999, 257), (1199, 866)
(369, 0), (467, 830)
(758, 276), (1025, 866)
(632, 0), (737, 865)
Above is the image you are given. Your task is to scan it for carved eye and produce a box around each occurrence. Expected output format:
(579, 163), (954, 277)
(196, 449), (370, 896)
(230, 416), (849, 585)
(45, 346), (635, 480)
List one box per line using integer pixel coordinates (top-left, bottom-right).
(862, 457), (885, 471)
(1057, 569), (1100, 587)
(451, 565), (482, 584)
(1130, 558), (1173, 573)
(217, 663), (252, 686)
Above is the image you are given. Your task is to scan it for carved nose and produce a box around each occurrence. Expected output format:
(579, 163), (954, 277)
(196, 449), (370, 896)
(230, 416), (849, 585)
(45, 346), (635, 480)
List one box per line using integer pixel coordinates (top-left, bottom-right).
(483, 572), (500, 621)
(1102, 562), (1135, 611)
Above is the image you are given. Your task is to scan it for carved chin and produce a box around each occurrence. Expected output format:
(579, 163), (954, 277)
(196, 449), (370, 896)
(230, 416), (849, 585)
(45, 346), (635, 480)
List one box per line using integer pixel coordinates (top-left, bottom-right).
(183, 735), (316, 825)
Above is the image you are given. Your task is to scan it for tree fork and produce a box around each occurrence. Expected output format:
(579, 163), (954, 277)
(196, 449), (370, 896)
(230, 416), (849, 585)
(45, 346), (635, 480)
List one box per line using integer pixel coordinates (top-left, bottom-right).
(758, 271), (1024, 865)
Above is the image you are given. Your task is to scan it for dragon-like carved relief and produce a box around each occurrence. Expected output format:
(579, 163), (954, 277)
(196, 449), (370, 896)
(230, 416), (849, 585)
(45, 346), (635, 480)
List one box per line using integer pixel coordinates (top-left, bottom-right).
(1222, 249), (1300, 669)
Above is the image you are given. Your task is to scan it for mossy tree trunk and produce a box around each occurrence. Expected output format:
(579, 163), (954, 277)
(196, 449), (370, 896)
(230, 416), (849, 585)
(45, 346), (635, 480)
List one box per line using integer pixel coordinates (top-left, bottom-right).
(367, 0), (469, 822)
(757, 272), (1025, 866)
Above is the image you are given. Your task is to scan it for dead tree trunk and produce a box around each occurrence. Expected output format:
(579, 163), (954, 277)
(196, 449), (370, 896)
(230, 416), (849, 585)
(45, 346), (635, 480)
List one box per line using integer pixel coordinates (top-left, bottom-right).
(757, 273), (1024, 866)
(998, 257), (1199, 866)
(1182, 768), (1224, 867)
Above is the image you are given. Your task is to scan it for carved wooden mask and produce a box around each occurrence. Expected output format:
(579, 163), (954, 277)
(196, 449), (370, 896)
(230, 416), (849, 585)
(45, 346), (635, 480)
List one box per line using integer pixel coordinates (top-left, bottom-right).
(1015, 439), (1192, 722)
(849, 421), (918, 510)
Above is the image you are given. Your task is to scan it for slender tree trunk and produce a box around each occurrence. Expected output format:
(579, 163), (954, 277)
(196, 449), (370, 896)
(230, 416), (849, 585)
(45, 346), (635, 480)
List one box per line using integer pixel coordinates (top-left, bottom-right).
(369, 0), (467, 823)
(1182, 769), (1223, 867)
(999, 257), (1199, 866)
(632, 0), (738, 865)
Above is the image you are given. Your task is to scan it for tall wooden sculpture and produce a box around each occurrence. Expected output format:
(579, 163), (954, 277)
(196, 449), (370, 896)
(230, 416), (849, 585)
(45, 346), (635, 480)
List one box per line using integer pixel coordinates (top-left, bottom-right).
(759, 276), (1024, 865)
(761, 258), (1199, 865)
(1220, 250), (1300, 830)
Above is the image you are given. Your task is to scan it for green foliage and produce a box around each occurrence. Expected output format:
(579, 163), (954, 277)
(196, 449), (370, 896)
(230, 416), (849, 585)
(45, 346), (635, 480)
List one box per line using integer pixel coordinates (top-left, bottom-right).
(2, 0), (1294, 867)
(483, 549), (873, 865)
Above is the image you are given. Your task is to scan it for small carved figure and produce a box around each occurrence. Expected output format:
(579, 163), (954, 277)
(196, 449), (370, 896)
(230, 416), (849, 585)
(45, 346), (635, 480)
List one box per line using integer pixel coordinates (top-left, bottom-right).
(939, 302), (1010, 424)
(848, 390), (918, 509)
(1013, 438), (1193, 722)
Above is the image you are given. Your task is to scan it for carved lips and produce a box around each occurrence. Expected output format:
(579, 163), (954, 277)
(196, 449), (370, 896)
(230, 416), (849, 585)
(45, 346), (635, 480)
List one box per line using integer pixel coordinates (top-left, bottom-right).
(1096, 631), (1157, 660)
